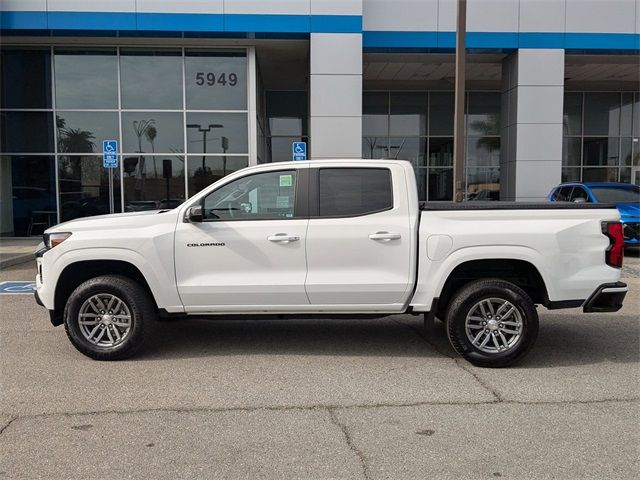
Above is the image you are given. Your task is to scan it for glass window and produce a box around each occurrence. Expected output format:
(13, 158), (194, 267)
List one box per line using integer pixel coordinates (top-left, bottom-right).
(583, 137), (619, 166)
(0, 112), (54, 153)
(428, 137), (454, 167)
(390, 93), (427, 136)
(186, 113), (248, 154)
(556, 186), (573, 201)
(58, 155), (121, 222)
(121, 112), (184, 154)
(188, 156), (248, 195)
(561, 168), (581, 183)
(363, 92), (389, 137)
(620, 93), (634, 137)
(466, 137), (500, 166)
(1, 48), (51, 109)
(268, 137), (306, 163)
(466, 167), (500, 200)
(467, 93), (501, 136)
(429, 93), (454, 136)
(582, 167), (619, 182)
(620, 137), (633, 166)
(562, 137), (582, 166)
(568, 186), (590, 202)
(318, 168), (392, 217)
(5, 155), (56, 236)
(427, 168), (453, 201)
(584, 93), (620, 136)
(362, 137), (389, 159)
(388, 137), (426, 166)
(266, 91), (308, 136)
(120, 49), (182, 109)
(590, 185), (640, 203)
(56, 112), (118, 154)
(123, 155), (185, 210)
(563, 93), (582, 136)
(633, 93), (639, 138)
(203, 170), (297, 221)
(54, 49), (118, 109)
(185, 50), (247, 111)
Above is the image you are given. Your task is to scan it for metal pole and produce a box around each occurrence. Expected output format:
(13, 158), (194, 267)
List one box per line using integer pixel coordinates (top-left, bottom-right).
(453, 0), (467, 202)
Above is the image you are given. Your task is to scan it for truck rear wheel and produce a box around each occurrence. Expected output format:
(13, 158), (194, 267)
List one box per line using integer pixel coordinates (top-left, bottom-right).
(63, 275), (156, 360)
(445, 279), (538, 368)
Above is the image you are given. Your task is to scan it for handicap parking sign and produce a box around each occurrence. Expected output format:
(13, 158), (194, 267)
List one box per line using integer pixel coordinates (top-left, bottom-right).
(103, 140), (118, 168)
(292, 142), (307, 161)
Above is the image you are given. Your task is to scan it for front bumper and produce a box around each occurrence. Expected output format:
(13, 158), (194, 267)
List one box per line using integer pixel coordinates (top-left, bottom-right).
(583, 282), (627, 313)
(34, 289), (58, 325)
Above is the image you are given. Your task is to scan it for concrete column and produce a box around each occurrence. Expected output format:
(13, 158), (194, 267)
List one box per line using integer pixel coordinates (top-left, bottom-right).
(309, 33), (362, 159)
(500, 49), (565, 201)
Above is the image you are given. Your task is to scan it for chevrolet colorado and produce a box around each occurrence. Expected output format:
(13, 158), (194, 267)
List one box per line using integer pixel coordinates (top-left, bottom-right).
(35, 160), (627, 367)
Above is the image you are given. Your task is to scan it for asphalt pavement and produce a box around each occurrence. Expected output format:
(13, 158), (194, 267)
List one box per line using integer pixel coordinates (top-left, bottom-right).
(0, 254), (638, 479)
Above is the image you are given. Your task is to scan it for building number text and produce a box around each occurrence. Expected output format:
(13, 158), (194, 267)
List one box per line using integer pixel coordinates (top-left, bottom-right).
(195, 72), (238, 86)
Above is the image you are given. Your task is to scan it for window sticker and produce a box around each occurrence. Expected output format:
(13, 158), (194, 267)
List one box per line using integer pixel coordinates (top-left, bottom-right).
(279, 174), (293, 187)
(276, 195), (290, 209)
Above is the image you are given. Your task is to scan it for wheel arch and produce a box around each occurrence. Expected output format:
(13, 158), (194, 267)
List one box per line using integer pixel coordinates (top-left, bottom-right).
(434, 258), (549, 319)
(52, 260), (157, 326)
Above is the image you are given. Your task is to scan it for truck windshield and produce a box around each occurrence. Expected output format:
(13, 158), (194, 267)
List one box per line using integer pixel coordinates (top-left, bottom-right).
(590, 186), (640, 203)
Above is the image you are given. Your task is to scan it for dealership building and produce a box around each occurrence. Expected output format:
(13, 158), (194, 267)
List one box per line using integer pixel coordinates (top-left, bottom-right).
(1, 0), (639, 236)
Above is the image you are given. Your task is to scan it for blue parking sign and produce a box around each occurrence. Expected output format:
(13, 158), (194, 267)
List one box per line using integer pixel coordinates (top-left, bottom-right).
(103, 140), (118, 168)
(292, 142), (307, 161)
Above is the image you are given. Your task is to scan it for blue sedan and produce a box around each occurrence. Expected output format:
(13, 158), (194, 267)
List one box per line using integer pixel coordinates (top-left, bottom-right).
(547, 182), (639, 246)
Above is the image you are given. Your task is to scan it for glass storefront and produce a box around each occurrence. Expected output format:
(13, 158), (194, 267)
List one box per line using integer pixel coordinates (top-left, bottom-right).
(562, 92), (640, 184)
(0, 47), (249, 236)
(362, 91), (501, 201)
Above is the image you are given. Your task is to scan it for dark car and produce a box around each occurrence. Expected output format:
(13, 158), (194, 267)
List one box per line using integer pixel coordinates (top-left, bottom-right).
(547, 182), (639, 246)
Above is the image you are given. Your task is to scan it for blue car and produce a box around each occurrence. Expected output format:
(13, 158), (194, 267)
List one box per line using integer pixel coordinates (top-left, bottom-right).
(547, 182), (639, 246)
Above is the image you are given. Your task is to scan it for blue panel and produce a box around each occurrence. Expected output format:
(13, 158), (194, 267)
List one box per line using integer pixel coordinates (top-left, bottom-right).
(363, 31), (438, 48)
(47, 12), (136, 30)
(224, 14), (310, 33)
(437, 32), (456, 48)
(0, 11), (48, 30)
(466, 32), (519, 49)
(310, 15), (361, 33)
(565, 33), (640, 51)
(137, 13), (224, 32)
(519, 33), (565, 48)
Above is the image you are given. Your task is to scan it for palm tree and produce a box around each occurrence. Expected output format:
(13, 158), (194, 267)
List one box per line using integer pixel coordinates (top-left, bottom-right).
(145, 125), (158, 177)
(56, 115), (96, 154)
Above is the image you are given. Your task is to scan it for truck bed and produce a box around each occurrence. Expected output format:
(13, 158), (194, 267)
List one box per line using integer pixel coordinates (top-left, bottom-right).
(420, 201), (616, 211)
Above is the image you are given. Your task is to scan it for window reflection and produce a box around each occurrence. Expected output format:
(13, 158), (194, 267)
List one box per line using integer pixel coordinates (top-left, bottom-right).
(390, 93), (427, 136)
(188, 156), (248, 195)
(56, 112), (118, 154)
(121, 113), (184, 154)
(1, 48), (51, 109)
(186, 113), (248, 154)
(185, 50), (247, 110)
(58, 155), (121, 221)
(54, 49), (118, 109)
(120, 49), (182, 109)
(123, 155), (185, 210)
(0, 112), (54, 153)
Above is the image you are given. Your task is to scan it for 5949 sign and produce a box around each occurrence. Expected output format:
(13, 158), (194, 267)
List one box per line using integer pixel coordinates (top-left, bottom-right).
(195, 72), (239, 87)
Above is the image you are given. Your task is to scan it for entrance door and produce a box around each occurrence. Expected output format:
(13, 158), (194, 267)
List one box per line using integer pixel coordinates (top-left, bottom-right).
(174, 167), (309, 311)
(304, 166), (414, 307)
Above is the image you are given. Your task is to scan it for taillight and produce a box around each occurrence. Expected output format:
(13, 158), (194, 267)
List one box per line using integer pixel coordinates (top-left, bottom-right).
(602, 222), (624, 268)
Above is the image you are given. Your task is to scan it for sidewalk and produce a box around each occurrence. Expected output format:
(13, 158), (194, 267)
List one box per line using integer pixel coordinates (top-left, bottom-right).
(0, 238), (40, 269)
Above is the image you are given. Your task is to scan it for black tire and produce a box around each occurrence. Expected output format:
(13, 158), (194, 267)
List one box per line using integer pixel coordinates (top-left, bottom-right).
(445, 279), (538, 368)
(63, 275), (156, 360)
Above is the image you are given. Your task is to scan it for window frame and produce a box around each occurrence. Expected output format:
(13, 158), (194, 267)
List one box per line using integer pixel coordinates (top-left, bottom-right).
(309, 167), (394, 219)
(198, 167), (308, 222)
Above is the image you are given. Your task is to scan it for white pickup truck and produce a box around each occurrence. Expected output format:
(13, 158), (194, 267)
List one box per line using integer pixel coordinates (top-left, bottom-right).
(35, 160), (627, 367)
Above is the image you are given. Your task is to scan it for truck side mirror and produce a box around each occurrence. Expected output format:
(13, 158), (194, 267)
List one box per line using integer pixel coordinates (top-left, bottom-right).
(185, 205), (203, 223)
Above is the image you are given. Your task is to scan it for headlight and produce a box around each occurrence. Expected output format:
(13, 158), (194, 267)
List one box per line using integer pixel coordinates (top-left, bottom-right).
(43, 232), (72, 249)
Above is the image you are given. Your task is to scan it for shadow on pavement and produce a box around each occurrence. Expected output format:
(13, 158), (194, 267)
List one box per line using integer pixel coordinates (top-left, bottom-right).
(139, 312), (639, 369)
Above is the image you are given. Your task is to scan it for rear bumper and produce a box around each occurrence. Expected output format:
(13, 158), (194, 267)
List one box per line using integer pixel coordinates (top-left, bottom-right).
(583, 282), (627, 313)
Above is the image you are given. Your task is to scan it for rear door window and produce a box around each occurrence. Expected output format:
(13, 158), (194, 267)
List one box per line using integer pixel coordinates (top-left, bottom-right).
(555, 186), (573, 201)
(318, 168), (393, 217)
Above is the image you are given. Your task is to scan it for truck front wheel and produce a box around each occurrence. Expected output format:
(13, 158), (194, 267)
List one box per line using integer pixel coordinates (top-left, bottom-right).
(445, 279), (539, 368)
(63, 275), (156, 360)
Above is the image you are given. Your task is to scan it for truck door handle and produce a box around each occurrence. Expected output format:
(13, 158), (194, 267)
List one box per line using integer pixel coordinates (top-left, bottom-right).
(369, 232), (401, 241)
(268, 233), (300, 243)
